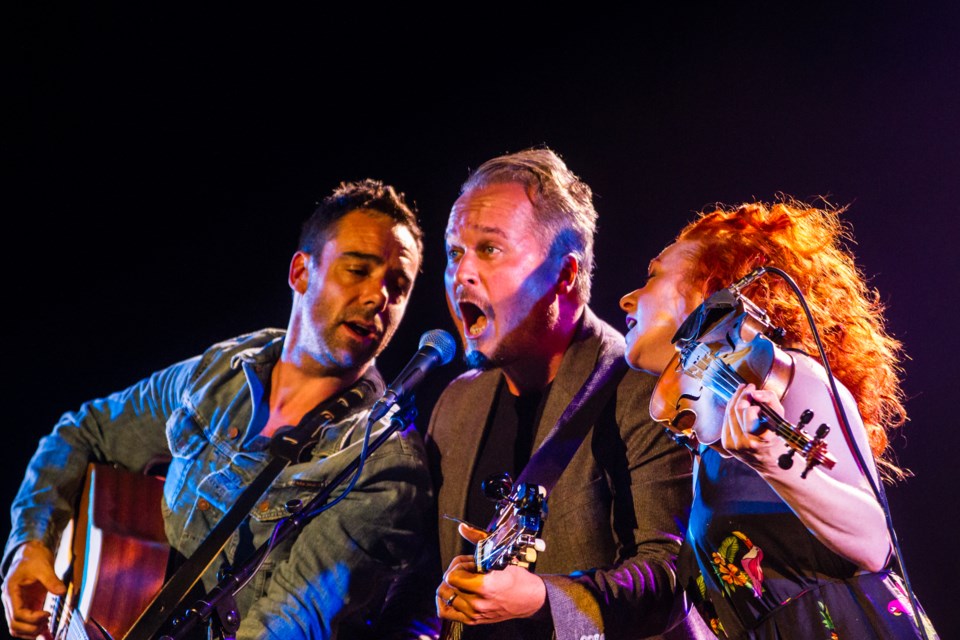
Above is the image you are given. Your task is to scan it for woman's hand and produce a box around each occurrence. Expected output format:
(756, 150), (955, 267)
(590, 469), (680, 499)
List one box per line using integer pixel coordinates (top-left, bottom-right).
(721, 383), (787, 471)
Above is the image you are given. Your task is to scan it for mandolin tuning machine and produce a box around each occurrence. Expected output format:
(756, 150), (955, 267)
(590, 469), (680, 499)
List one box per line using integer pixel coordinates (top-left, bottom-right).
(481, 472), (514, 502)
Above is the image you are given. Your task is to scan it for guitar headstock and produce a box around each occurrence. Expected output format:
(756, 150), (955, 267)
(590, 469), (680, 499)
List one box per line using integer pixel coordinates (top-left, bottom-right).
(474, 481), (547, 573)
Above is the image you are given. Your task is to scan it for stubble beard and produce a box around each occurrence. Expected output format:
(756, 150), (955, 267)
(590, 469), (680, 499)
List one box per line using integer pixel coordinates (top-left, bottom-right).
(318, 321), (381, 375)
(462, 296), (558, 372)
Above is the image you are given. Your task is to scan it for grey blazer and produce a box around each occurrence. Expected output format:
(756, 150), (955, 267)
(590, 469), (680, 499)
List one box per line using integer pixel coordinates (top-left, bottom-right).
(426, 308), (711, 640)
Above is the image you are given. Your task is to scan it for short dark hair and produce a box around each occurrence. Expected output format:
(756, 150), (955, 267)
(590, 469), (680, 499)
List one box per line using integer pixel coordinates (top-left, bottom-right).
(461, 147), (598, 303)
(299, 179), (423, 258)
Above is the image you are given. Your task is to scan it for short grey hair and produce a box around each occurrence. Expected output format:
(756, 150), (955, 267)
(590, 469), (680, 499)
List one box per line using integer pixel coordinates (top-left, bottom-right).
(461, 147), (598, 303)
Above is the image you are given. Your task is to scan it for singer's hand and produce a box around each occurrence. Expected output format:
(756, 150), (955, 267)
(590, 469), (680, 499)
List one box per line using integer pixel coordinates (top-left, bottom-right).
(2, 540), (65, 639)
(437, 553), (546, 625)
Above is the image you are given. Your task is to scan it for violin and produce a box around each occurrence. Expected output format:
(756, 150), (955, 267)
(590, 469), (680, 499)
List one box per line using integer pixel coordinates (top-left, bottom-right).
(650, 293), (838, 477)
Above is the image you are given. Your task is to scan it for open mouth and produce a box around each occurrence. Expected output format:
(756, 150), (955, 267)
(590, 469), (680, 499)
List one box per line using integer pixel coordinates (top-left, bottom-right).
(343, 320), (380, 341)
(625, 317), (637, 331)
(458, 301), (489, 338)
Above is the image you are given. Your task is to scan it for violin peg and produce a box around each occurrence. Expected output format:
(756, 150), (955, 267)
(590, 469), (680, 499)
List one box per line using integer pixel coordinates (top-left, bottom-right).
(798, 409), (814, 426)
(815, 423), (830, 439)
(778, 451), (795, 470)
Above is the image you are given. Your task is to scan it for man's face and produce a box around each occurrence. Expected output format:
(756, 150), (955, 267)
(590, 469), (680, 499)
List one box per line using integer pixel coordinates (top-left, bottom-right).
(444, 182), (560, 369)
(292, 209), (420, 373)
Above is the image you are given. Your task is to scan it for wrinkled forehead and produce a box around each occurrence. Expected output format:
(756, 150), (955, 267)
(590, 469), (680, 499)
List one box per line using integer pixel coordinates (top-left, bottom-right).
(445, 183), (538, 241)
(327, 210), (422, 269)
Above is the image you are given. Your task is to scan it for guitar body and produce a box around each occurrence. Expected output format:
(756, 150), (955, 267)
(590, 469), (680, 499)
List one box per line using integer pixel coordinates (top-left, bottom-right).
(47, 463), (169, 640)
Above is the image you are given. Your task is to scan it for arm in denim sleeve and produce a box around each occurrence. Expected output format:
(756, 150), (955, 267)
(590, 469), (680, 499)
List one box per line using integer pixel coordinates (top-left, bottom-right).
(236, 426), (435, 640)
(541, 373), (698, 640)
(3, 355), (200, 573)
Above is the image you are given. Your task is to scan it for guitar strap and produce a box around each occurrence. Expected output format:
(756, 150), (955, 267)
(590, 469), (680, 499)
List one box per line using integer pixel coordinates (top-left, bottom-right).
(511, 340), (629, 500)
(124, 374), (380, 640)
(445, 342), (628, 640)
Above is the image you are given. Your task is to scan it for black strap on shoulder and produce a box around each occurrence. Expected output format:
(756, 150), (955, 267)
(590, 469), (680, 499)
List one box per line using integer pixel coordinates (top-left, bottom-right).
(123, 375), (378, 640)
(513, 343), (629, 495)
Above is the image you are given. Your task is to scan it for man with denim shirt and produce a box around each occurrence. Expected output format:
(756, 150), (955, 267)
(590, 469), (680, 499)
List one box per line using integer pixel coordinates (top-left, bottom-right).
(2, 179), (435, 639)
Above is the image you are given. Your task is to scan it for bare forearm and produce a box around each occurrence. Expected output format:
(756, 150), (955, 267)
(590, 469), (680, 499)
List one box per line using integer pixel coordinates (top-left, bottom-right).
(760, 464), (891, 571)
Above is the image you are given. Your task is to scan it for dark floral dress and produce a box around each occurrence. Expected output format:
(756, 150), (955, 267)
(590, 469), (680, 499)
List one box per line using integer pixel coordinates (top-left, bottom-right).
(680, 447), (938, 639)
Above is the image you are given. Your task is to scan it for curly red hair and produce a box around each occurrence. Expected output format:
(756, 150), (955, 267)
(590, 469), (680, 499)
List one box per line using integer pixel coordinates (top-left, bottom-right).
(677, 196), (907, 479)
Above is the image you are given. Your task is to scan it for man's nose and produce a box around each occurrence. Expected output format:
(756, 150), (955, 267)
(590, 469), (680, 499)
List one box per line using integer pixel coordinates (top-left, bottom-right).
(451, 252), (479, 287)
(362, 279), (389, 312)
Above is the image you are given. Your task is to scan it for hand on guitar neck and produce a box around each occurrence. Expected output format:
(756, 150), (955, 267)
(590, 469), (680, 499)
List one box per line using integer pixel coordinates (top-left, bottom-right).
(2, 540), (67, 639)
(437, 480), (548, 632)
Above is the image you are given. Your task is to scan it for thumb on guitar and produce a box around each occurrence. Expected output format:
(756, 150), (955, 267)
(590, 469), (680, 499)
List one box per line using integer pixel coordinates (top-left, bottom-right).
(14, 540), (66, 595)
(2, 541), (66, 638)
(457, 522), (488, 545)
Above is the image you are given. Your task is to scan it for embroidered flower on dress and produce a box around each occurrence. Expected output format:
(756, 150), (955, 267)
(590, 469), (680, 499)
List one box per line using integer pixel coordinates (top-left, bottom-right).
(709, 531), (763, 597)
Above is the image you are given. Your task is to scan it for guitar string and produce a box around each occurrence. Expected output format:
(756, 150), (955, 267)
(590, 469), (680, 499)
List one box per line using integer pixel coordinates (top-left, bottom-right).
(482, 525), (526, 568)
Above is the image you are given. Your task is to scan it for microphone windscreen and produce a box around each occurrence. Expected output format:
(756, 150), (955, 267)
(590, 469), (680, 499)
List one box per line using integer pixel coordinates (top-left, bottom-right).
(418, 329), (457, 366)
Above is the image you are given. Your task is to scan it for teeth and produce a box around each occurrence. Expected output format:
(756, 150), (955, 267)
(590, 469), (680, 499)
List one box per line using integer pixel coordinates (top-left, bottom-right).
(468, 315), (487, 337)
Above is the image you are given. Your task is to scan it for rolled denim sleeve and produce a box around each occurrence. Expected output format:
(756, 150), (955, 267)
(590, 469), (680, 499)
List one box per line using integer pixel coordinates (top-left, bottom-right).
(3, 356), (199, 573)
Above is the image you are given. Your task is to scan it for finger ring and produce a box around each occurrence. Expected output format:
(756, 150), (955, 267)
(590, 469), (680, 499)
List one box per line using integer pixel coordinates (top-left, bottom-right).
(445, 592), (457, 606)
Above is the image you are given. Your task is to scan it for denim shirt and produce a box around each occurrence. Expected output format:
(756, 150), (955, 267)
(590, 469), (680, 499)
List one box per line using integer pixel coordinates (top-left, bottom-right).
(4, 329), (436, 639)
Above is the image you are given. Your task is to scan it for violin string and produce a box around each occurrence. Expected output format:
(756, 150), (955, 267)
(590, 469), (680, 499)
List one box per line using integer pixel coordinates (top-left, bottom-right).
(702, 353), (809, 449)
(693, 346), (822, 458)
(485, 525), (523, 567)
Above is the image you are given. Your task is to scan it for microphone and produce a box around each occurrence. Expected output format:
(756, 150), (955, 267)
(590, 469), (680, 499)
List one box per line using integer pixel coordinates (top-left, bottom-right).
(703, 266), (768, 310)
(672, 267), (769, 344)
(369, 329), (457, 422)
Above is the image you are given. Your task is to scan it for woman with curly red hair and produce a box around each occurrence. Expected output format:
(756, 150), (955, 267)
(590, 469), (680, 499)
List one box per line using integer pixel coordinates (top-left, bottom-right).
(620, 198), (937, 638)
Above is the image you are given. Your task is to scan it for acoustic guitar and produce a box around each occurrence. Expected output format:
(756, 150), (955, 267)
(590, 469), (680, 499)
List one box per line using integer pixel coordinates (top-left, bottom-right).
(45, 463), (168, 640)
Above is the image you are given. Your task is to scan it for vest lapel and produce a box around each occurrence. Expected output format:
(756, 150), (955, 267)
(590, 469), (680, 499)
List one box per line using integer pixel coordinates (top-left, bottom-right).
(440, 369), (502, 560)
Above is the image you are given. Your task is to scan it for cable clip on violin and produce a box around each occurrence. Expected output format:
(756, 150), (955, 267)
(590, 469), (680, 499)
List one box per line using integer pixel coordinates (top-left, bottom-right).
(649, 267), (838, 478)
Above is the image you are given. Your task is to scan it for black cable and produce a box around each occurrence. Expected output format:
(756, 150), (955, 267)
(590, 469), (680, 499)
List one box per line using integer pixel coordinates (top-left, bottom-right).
(763, 266), (930, 640)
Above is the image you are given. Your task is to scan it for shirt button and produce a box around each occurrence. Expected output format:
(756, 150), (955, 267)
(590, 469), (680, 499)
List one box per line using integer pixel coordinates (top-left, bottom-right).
(197, 498), (211, 512)
(258, 501), (270, 512)
(227, 427), (240, 439)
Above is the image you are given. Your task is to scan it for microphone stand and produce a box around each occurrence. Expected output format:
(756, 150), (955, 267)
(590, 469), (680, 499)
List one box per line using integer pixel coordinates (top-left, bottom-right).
(158, 401), (418, 640)
(123, 378), (378, 640)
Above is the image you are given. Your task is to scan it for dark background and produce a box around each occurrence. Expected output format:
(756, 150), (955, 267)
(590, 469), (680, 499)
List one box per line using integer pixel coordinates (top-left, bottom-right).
(9, 5), (958, 637)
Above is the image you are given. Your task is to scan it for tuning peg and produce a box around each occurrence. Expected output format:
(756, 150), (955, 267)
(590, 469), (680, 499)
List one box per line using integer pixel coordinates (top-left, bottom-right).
(482, 473), (514, 501)
(778, 450), (795, 470)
